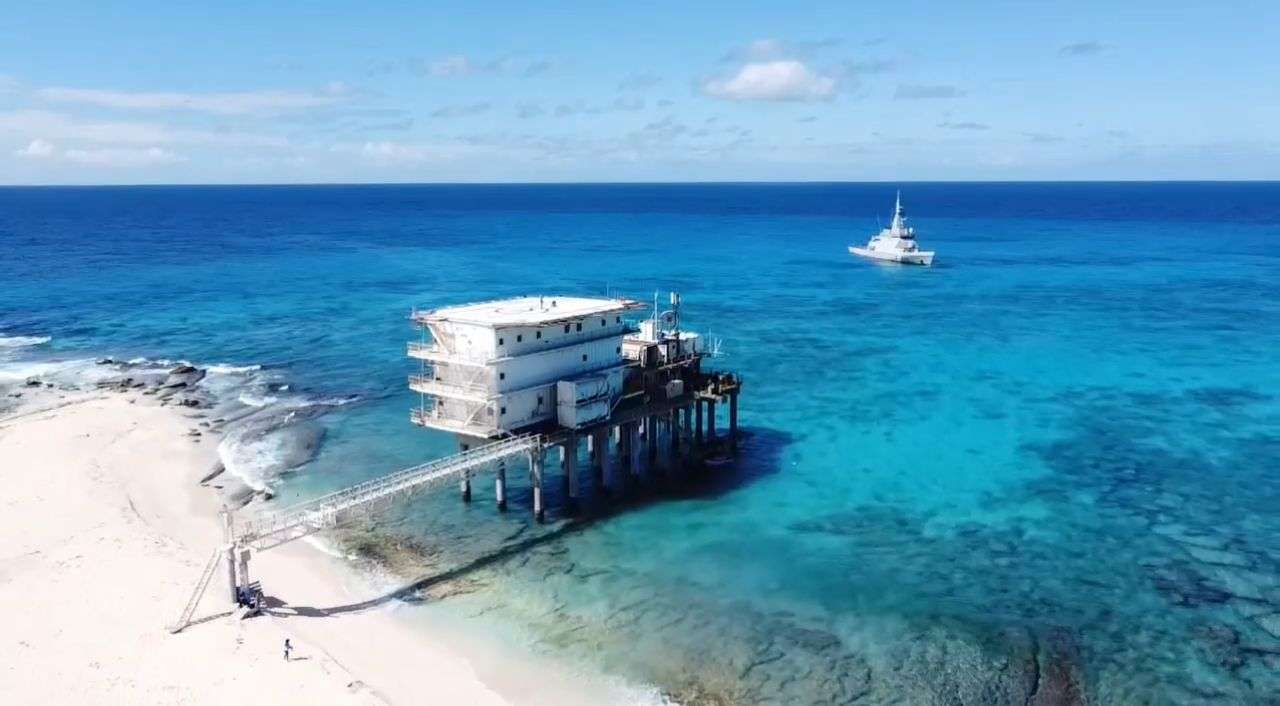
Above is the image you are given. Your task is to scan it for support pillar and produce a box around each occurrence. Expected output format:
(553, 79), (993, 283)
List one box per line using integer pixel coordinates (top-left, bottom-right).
(222, 512), (238, 603)
(618, 422), (631, 475)
(588, 432), (602, 483)
(225, 543), (238, 604)
(495, 459), (507, 511)
(238, 548), (251, 593)
(646, 415), (658, 471)
(565, 435), (579, 508)
(530, 448), (545, 523)
(459, 439), (472, 502)
(707, 400), (717, 444)
(695, 399), (704, 445)
(729, 391), (739, 453)
(600, 427), (615, 494)
(669, 409), (680, 468)
(683, 403), (694, 464)
(629, 422), (643, 477)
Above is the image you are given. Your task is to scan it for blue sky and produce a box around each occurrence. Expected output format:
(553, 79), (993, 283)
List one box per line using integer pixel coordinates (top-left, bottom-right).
(1, 1), (1277, 183)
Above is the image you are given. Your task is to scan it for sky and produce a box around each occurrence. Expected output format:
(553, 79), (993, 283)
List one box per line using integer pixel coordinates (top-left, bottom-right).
(1, 0), (1277, 184)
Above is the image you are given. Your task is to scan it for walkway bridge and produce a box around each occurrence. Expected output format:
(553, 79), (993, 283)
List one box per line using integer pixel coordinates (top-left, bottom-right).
(170, 433), (543, 632)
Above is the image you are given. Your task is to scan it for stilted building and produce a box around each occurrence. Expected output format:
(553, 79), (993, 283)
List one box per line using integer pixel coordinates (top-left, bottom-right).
(409, 292), (742, 518)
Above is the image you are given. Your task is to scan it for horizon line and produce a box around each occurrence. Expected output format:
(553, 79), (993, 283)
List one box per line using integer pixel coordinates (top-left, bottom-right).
(2, 178), (1278, 189)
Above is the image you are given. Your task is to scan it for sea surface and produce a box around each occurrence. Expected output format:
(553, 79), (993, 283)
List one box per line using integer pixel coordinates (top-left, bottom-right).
(3, 182), (1279, 704)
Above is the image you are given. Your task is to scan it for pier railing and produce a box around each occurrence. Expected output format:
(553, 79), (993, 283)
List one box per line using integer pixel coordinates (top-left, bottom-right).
(236, 433), (543, 550)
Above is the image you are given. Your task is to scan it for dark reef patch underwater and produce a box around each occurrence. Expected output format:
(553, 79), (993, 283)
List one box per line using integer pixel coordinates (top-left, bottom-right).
(3, 182), (1279, 704)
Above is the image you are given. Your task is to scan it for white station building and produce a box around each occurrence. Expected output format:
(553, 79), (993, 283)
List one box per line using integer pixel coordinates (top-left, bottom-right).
(409, 296), (647, 438)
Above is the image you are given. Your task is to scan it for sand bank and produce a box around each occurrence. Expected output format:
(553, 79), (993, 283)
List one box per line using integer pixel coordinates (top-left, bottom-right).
(0, 388), (513, 705)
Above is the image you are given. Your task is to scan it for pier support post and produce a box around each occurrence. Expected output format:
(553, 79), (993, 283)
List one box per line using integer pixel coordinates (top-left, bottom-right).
(669, 409), (680, 469)
(565, 435), (579, 509)
(707, 401), (717, 446)
(599, 428), (615, 494)
(629, 422), (643, 477)
(458, 439), (472, 502)
(530, 448), (545, 523)
(646, 415), (658, 472)
(588, 432), (602, 483)
(683, 403), (694, 464)
(618, 422), (631, 475)
(695, 399), (704, 446)
(225, 543), (238, 604)
(729, 391), (739, 453)
(495, 459), (507, 511)
(222, 512), (238, 603)
(238, 548), (251, 595)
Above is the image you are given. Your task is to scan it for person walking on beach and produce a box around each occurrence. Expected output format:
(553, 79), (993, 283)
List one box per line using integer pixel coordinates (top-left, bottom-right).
(283, 638), (292, 662)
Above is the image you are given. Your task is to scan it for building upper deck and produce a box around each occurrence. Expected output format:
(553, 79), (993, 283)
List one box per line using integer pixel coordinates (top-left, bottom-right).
(412, 296), (644, 329)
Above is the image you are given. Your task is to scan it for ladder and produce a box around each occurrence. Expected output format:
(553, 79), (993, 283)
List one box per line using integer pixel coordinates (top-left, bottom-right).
(169, 548), (222, 634)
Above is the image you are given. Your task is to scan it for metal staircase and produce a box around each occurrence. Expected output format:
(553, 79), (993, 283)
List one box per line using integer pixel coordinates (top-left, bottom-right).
(169, 548), (223, 634)
(235, 433), (544, 550)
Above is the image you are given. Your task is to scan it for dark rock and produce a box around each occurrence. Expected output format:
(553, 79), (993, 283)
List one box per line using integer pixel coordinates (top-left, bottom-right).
(1031, 628), (1088, 706)
(96, 357), (115, 365)
(169, 364), (198, 375)
(1194, 623), (1245, 671)
(25, 377), (42, 387)
(198, 461), (225, 484)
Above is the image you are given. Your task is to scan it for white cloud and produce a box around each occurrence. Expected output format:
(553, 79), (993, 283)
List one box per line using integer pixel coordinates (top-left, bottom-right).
(12, 138), (182, 167)
(0, 109), (286, 147)
(63, 146), (183, 167)
(35, 85), (348, 115)
(894, 84), (965, 100)
(702, 60), (837, 102)
(14, 138), (55, 158)
(357, 141), (433, 164)
(428, 55), (477, 77)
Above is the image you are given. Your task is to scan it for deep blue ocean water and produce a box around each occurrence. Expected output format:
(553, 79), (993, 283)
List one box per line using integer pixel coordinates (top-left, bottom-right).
(3, 183), (1279, 704)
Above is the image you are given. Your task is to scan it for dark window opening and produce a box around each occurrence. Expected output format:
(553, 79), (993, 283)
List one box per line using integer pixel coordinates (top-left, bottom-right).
(601, 319), (606, 327)
(499, 372), (505, 380)
(582, 354), (588, 362)
(498, 337), (504, 345)
(537, 395), (543, 405)
(615, 316), (621, 323)
(517, 334), (523, 343)
(563, 324), (570, 333)
(536, 331), (542, 339)
(500, 406), (507, 415)
(575, 322), (582, 332)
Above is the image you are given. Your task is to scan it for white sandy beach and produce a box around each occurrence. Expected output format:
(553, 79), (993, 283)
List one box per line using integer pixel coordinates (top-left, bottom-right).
(0, 387), (521, 706)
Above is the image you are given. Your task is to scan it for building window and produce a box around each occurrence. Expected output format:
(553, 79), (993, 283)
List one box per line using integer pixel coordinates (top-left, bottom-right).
(616, 346), (621, 354)
(576, 322), (582, 332)
(500, 406), (507, 415)
(582, 353), (588, 362)
(498, 337), (504, 346)
(601, 318), (606, 327)
(537, 394), (543, 405)
(616, 316), (621, 323)
(563, 324), (570, 333)
(517, 334), (523, 343)
(499, 372), (505, 380)
(536, 331), (542, 339)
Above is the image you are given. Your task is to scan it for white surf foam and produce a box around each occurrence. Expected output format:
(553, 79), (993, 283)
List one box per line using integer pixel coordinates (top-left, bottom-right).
(0, 335), (51, 348)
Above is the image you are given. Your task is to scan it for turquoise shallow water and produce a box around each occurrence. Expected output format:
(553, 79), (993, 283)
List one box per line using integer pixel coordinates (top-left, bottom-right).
(3, 183), (1279, 703)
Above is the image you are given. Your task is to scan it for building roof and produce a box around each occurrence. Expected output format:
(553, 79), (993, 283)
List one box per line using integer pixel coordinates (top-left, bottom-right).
(415, 296), (645, 327)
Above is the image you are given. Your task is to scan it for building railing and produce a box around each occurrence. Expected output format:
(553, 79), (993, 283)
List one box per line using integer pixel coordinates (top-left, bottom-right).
(408, 374), (492, 399)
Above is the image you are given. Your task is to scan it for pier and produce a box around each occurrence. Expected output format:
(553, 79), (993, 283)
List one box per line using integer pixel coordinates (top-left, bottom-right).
(171, 292), (742, 633)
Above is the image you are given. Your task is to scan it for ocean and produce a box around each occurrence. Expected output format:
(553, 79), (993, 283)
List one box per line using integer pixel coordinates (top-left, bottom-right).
(3, 182), (1279, 704)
